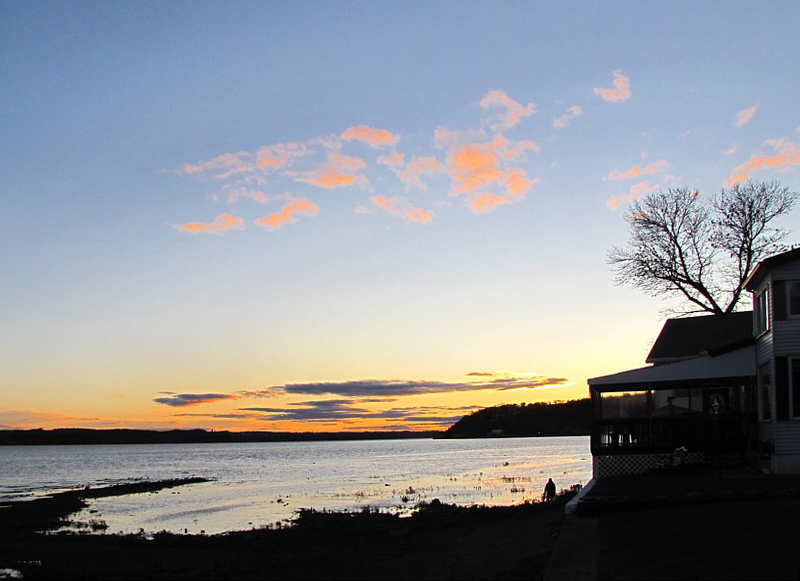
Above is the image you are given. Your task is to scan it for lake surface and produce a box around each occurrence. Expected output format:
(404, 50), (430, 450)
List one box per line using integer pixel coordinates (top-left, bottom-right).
(0, 436), (591, 535)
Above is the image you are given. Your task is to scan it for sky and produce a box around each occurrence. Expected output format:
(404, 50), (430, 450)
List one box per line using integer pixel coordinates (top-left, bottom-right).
(2, 1), (800, 432)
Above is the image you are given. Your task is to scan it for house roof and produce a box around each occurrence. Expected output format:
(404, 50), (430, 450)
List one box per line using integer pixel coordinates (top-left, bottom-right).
(589, 344), (756, 392)
(743, 247), (800, 291)
(645, 311), (753, 364)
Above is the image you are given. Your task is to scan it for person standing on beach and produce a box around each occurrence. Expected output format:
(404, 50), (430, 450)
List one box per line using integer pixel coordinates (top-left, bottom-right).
(544, 478), (556, 502)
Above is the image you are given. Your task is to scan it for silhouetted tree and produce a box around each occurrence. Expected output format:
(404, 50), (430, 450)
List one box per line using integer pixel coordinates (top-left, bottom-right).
(609, 181), (798, 315)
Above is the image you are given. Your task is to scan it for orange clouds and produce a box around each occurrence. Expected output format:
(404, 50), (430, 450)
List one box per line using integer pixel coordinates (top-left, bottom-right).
(377, 152), (405, 167)
(607, 181), (654, 209)
(182, 152), (253, 179)
(479, 90), (536, 131)
(370, 195), (432, 224)
(594, 70), (631, 103)
(735, 105), (757, 128)
(606, 159), (668, 181)
(256, 141), (311, 170)
(449, 145), (503, 194)
(341, 125), (399, 147)
(396, 156), (446, 189)
(726, 138), (800, 186)
(299, 152), (368, 189)
(178, 214), (244, 233)
(254, 199), (319, 230)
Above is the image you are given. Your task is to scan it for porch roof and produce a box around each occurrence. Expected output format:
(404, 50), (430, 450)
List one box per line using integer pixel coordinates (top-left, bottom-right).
(589, 345), (756, 392)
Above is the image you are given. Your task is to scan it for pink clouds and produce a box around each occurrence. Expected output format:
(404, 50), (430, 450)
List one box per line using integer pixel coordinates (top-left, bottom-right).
(377, 152), (405, 167)
(371, 195), (433, 224)
(298, 152), (369, 189)
(735, 105), (758, 128)
(449, 144), (503, 194)
(256, 141), (311, 170)
(341, 125), (399, 147)
(594, 70), (631, 103)
(178, 214), (244, 233)
(254, 199), (319, 230)
(607, 181), (654, 209)
(479, 90), (536, 131)
(395, 156), (446, 189)
(726, 137), (800, 186)
(553, 105), (582, 128)
(606, 159), (668, 181)
(182, 152), (253, 179)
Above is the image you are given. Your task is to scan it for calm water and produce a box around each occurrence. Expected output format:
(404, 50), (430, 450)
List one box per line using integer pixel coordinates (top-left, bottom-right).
(0, 436), (591, 535)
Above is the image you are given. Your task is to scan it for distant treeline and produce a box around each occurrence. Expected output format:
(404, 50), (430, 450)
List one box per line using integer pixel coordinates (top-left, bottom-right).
(441, 399), (591, 438)
(0, 428), (442, 446)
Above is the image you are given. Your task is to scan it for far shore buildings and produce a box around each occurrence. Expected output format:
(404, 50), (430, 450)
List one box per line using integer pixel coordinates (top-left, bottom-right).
(588, 247), (800, 477)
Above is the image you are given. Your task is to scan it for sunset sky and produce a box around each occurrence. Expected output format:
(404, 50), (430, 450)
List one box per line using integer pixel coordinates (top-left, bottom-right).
(3, 1), (800, 432)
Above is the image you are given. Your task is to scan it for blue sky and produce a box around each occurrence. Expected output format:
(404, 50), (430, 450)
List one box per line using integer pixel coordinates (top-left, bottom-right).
(2, 1), (800, 431)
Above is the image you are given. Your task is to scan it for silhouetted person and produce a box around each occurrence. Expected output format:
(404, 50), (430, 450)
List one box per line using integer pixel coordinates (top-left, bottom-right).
(544, 478), (556, 502)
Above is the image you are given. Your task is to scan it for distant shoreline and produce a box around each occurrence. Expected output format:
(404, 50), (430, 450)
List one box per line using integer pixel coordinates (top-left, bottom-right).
(0, 428), (444, 446)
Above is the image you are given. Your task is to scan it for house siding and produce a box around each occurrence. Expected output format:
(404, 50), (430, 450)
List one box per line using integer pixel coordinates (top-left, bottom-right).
(777, 422), (800, 454)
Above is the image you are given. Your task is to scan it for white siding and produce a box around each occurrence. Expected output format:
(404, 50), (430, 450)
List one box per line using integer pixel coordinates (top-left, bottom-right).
(777, 421), (800, 454)
(770, 263), (800, 355)
(756, 332), (773, 364)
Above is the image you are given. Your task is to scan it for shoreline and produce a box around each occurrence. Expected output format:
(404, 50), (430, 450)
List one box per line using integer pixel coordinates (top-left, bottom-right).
(0, 478), (575, 580)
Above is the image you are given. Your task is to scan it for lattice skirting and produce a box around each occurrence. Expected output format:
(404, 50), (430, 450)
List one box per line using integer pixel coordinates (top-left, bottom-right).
(593, 452), (709, 478)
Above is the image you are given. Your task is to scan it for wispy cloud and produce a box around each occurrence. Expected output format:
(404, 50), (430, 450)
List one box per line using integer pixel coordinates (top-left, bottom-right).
(246, 373), (571, 399)
(370, 195), (433, 224)
(479, 89), (536, 131)
(181, 152), (254, 180)
(153, 393), (240, 407)
(594, 70), (631, 103)
(341, 125), (399, 147)
(377, 152), (405, 167)
(606, 159), (668, 181)
(394, 156), (446, 190)
(256, 140), (314, 171)
(297, 152), (369, 189)
(177, 214), (244, 234)
(254, 198), (319, 230)
(607, 181), (655, 209)
(735, 105), (758, 128)
(553, 105), (582, 128)
(726, 137), (800, 185)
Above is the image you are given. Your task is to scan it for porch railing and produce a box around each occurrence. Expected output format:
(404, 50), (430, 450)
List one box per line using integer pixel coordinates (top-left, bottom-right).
(591, 415), (748, 455)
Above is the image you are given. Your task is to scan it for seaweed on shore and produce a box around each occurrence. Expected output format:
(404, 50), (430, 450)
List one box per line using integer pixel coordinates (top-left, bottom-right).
(0, 477), (210, 536)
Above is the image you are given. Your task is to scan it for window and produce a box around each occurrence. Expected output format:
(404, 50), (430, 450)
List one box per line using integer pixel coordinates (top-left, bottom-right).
(758, 362), (772, 421)
(789, 282), (800, 317)
(754, 287), (769, 335)
(792, 358), (800, 419)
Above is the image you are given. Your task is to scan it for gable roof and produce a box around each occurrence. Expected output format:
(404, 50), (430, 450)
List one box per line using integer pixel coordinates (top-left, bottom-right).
(646, 311), (753, 364)
(743, 247), (800, 291)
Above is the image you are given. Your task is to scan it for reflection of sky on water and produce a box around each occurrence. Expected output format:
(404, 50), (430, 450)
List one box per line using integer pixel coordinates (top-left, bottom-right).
(3, 437), (590, 535)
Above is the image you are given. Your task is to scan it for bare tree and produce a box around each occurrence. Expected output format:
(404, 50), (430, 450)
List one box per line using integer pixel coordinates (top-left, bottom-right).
(609, 181), (799, 315)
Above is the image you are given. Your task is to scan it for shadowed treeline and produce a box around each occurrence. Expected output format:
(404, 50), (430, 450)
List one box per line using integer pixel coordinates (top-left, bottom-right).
(441, 399), (591, 438)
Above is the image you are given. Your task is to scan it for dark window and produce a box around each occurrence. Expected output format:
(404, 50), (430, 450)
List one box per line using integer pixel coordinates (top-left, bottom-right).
(754, 288), (769, 335)
(792, 359), (800, 418)
(789, 282), (800, 317)
(759, 362), (772, 421)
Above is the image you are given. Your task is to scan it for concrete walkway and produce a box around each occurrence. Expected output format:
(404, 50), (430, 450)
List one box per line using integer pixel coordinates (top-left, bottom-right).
(543, 515), (598, 581)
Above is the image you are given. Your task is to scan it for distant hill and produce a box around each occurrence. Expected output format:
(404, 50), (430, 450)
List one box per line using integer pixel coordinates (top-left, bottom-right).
(0, 428), (441, 446)
(441, 400), (591, 438)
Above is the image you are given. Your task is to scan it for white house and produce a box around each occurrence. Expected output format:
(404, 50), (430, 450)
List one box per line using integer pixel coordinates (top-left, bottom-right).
(588, 247), (800, 477)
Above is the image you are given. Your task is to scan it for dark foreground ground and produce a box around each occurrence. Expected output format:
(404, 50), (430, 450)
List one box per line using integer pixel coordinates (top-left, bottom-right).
(4, 469), (800, 580)
(0, 479), (569, 580)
